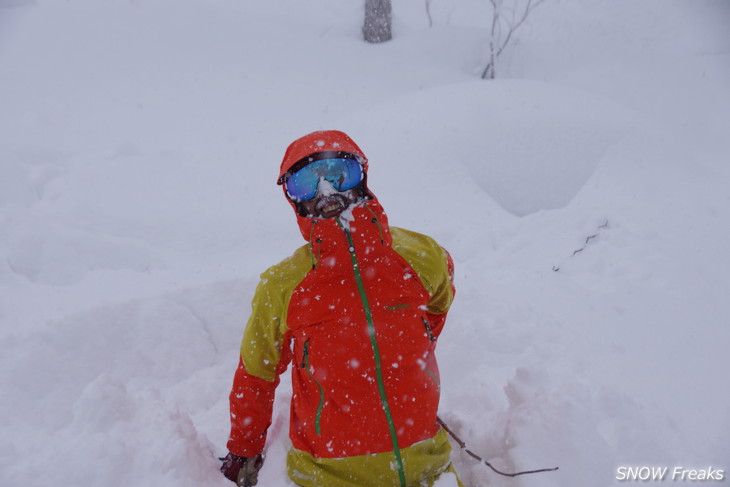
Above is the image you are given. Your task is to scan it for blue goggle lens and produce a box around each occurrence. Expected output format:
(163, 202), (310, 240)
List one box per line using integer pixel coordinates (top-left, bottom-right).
(285, 158), (364, 202)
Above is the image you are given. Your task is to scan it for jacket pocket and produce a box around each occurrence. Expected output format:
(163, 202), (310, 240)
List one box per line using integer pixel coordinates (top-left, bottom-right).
(301, 338), (325, 435)
(421, 316), (436, 343)
(420, 318), (440, 390)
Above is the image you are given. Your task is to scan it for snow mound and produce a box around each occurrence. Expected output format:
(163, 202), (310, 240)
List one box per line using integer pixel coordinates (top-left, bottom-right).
(6, 221), (156, 285)
(0, 278), (252, 487)
(338, 80), (639, 216)
(55, 375), (222, 487)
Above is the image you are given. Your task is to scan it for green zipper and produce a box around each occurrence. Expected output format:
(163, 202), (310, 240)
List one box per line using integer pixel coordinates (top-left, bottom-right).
(302, 339), (325, 435)
(424, 366), (440, 391)
(336, 217), (407, 487)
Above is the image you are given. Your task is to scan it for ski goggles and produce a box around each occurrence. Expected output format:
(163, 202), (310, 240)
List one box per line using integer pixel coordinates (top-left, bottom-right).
(284, 157), (364, 202)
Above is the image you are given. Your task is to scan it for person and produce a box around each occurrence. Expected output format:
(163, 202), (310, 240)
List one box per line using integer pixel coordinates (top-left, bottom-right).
(221, 130), (461, 487)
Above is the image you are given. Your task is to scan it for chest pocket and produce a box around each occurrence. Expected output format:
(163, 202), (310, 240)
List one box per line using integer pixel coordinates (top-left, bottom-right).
(300, 338), (325, 435)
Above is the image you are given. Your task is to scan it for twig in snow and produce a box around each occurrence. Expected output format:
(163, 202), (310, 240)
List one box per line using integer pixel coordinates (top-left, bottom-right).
(437, 416), (559, 477)
(552, 219), (609, 272)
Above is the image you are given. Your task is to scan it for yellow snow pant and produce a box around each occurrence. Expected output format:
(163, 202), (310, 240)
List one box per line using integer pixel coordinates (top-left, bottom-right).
(287, 428), (465, 487)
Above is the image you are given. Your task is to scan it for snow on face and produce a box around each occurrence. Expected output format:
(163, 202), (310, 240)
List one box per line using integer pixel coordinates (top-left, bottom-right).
(299, 179), (364, 220)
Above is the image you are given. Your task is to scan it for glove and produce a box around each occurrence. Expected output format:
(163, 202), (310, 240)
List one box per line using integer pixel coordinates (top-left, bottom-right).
(220, 452), (264, 487)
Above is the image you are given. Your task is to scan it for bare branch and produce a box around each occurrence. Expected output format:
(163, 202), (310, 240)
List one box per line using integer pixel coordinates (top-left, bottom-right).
(437, 417), (559, 477)
(482, 0), (546, 79)
(496, 0), (545, 57)
(552, 219), (610, 272)
(481, 0), (500, 78)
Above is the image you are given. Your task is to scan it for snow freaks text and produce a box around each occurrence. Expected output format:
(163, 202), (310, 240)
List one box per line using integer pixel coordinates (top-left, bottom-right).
(616, 466), (725, 482)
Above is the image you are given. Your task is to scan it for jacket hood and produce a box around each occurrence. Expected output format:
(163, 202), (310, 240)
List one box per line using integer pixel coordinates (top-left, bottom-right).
(278, 131), (375, 241)
(278, 130), (369, 183)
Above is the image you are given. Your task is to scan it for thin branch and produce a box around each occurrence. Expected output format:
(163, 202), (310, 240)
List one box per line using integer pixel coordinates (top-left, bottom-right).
(425, 0), (434, 27)
(437, 417), (559, 477)
(483, 0), (546, 78)
(482, 0), (500, 78)
(552, 220), (609, 272)
(495, 0), (545, 58)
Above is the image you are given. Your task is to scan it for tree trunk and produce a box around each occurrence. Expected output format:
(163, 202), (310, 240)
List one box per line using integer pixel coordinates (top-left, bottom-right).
(363, 0), (392, 43)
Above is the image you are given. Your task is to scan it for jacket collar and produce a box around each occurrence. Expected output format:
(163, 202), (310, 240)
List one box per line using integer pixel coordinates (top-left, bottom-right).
(301, 198), (392, 266)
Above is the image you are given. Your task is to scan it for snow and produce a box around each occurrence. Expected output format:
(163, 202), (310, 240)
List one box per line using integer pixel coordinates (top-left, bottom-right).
(1, 0), (729, 486)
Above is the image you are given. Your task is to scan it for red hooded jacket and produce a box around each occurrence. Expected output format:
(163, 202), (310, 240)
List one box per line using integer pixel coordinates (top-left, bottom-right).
(226, 131), (455, 486)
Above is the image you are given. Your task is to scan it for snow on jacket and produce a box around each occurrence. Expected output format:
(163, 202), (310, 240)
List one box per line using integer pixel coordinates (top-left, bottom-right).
(226, 131), (456, 487)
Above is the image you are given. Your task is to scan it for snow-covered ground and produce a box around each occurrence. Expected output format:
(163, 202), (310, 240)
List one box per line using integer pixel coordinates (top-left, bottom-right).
(1, 0), (729, 486)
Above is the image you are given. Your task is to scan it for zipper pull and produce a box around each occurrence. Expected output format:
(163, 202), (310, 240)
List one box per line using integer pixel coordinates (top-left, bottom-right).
(301, 339), (310, 368)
